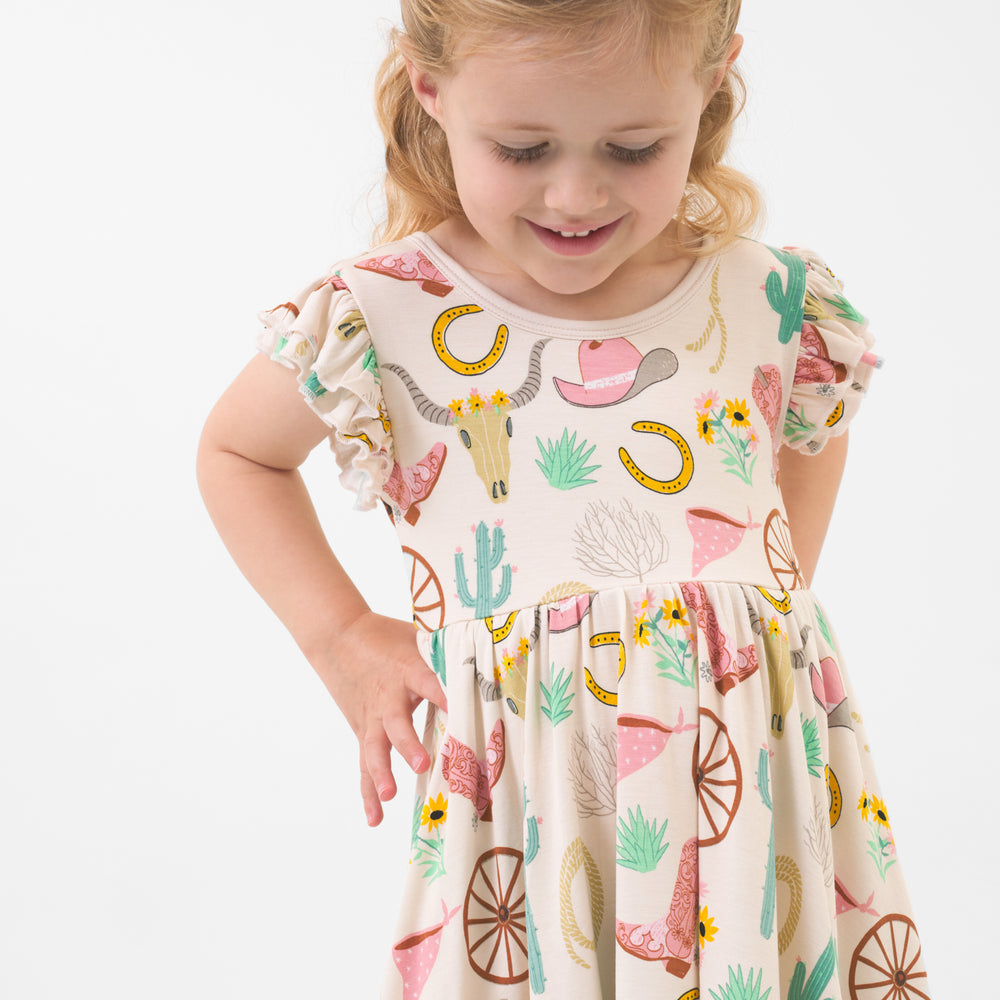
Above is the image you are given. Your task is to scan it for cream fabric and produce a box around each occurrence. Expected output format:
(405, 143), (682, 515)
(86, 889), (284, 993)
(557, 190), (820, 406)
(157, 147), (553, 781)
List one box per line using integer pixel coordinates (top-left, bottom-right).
(258, 235), (926, 1000)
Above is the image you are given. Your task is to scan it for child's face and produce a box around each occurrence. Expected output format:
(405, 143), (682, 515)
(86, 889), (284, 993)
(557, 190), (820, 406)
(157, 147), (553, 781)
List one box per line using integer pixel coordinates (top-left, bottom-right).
(410, 38), (722, 309)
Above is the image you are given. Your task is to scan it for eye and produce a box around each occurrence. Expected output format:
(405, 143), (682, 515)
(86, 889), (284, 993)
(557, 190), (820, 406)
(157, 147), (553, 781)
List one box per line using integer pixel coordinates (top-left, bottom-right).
(492, 142), (548, 164)
(608, 141), (664, 165)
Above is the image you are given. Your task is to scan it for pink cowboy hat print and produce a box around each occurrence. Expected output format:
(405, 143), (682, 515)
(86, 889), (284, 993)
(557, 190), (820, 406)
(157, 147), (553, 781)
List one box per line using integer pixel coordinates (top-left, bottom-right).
(553, 338), (678, 407)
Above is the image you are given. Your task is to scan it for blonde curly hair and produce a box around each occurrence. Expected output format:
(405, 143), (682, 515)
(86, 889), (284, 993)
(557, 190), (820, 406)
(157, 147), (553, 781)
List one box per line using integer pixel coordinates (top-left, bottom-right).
(373, 0), (761, 256)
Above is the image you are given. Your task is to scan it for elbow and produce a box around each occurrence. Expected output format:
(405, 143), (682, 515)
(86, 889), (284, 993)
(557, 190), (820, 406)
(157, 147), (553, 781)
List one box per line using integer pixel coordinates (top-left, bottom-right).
(195, 406), (233, 503)
(195, 425), (220, 505)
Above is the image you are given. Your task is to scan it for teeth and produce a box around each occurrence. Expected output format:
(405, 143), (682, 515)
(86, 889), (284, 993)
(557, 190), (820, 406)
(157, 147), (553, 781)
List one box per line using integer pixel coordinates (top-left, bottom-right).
(557, 229), (594, 238)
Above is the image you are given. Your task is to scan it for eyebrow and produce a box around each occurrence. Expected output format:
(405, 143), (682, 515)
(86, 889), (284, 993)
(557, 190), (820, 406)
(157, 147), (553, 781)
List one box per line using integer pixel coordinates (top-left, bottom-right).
(485, 120), (678, 133)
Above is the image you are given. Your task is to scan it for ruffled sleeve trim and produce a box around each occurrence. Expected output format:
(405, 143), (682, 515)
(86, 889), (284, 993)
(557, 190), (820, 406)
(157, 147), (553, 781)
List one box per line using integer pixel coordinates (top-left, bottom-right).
(256, 272), (394, 511)
(780, 248), (880, 455)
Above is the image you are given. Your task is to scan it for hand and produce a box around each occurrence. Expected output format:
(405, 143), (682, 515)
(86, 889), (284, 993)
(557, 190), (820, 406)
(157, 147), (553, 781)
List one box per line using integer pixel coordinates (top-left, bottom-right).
(312, 611), (448, 827)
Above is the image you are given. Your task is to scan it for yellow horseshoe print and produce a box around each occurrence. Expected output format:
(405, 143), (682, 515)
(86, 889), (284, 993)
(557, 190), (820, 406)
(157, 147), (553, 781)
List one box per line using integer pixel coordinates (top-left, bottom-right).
(432, 305), (508, 375)
(826, 764), (842, 827)
(342, 431), (374, 452)
(756, 586), (792, 614)
(584, 632), (625, 706)
(825, 399), (845, 428)
(677, 991), (701, 1000)
(486, 611), (518, 644)
(619, 421), (694, 495)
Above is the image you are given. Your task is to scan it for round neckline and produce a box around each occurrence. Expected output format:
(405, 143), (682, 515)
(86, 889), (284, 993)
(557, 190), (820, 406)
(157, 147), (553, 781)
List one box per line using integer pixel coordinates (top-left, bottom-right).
(407, 232), (720, 341)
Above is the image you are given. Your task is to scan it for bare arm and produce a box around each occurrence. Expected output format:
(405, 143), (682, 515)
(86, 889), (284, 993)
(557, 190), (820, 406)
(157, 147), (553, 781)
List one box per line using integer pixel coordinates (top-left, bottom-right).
(196, 354), (447, 826)
(777, 431), (850, 587)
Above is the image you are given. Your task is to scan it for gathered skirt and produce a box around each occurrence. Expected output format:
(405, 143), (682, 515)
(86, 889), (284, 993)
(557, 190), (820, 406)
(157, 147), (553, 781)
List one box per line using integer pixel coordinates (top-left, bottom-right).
(383, 582), (928, 1000)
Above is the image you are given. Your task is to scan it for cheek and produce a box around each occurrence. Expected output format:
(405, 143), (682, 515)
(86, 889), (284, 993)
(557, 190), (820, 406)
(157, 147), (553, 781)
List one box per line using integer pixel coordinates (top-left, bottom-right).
(630, 168), (687, 216)
(649, 149), (697, 201)
(454, 160), (526, 213)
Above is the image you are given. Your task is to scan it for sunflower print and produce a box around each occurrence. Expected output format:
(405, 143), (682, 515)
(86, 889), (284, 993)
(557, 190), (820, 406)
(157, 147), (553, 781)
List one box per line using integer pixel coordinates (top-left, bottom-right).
(634, 614), (651, 647)
(662, 598), (688, 629)
(700, 906), (718, 947)
(420, 794), (448, 833)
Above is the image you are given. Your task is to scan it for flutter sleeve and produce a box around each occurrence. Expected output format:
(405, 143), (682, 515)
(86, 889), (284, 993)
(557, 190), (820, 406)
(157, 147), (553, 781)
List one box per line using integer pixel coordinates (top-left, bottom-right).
(781, 248), (882, 454)
(256, 271), (394, 510)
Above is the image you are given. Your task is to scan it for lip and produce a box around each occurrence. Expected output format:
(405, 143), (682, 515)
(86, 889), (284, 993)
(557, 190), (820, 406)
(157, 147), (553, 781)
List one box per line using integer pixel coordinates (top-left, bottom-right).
(526, 218), (623, 257)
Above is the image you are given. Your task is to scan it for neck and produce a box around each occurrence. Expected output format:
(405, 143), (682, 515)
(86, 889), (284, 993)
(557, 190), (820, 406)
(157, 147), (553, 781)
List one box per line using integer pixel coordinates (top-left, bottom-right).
(425, 217), (699, 320)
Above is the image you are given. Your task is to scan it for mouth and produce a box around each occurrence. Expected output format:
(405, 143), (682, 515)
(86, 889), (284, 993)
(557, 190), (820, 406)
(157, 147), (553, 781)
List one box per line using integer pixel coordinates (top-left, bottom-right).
(526, 218), (622, 256)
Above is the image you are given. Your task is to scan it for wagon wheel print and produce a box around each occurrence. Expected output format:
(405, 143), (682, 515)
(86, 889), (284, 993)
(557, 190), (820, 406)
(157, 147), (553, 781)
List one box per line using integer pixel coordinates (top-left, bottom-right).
(401, 546), (445, 631)
(692, 708), (742, 846)
(849, 914), (929, 1000)
(763, 509), (806, 590)
(464, 847), (529, 985)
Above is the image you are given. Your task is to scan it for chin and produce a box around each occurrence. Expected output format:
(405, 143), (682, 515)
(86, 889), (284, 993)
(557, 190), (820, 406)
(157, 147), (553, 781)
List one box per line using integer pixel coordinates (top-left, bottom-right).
(533, 263), (619, 298)
(517, 248), (612, 285)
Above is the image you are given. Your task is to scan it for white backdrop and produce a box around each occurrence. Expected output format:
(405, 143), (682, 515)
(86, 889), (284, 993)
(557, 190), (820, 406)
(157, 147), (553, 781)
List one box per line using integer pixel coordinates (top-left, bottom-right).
(2, 1), (993, 996)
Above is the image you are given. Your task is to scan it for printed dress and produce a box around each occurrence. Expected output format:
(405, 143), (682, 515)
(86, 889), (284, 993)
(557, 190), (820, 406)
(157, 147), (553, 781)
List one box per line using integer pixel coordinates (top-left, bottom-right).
(257, 234), (929, 1000)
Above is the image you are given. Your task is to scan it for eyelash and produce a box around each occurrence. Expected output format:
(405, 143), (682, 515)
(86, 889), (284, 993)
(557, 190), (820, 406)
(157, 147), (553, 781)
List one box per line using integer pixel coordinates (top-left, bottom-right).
(491, 141), (663, 165)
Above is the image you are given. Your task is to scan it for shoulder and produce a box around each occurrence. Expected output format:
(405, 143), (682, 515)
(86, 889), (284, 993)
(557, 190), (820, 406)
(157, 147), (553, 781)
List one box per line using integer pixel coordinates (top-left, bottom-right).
(712, 236), (843, 277)
(335, 235), (455, 299)
(711, 235), (796, 273)
(712, 237), (833, 291)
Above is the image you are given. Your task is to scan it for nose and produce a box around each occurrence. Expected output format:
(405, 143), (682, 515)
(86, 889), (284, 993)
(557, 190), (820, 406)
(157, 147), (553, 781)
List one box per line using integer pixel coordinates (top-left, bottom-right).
(543, 157), (609, 216)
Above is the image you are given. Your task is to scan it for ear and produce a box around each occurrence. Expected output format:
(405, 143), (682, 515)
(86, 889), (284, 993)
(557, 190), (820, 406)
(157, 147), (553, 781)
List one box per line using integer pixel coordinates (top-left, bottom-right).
(703, 33), (743, 109)
(406, 60), (445, 124)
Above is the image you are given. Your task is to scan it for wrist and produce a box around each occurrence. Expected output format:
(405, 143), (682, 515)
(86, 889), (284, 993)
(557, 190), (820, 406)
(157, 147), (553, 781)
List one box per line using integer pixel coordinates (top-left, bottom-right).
(294, 597), (372, 669)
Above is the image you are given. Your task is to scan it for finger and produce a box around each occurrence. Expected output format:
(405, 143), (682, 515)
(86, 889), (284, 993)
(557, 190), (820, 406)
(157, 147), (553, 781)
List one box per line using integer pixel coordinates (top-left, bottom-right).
(383, 710), (430, 775)
(360, 760), (383, 827)
(407, 662), (449, 715)
(363, 730), (397, 802)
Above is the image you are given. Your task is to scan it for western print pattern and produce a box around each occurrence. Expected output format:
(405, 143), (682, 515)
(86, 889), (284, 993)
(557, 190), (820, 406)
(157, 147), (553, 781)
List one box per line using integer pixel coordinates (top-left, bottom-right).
(256, 237), (926, 999)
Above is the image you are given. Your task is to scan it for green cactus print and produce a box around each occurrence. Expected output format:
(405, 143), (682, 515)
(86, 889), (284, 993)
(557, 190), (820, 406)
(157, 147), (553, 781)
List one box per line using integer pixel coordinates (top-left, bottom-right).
(526, 897), (547, 994)
(616, 805), (670, 873)
(455, 521), (512, 618)
(756, 749), (777, 942)
(540, 665), (575, 725)
(302, 371), (327, 400)
(757, 748), (773, 812)
(801, 714), (824, 778)
(823, 292), (864, 325)
(429, 628), (447, 687)
(361, 343), (381, 383)
(525, 815), (540, 863)
(814, 603), (834, 647)
(786, 937), (837, 1000)
(523, 785), (541, 864)
(709, 966), (773, 1000)
(765, 247), (807, 345)
(535, 429), (601, 490)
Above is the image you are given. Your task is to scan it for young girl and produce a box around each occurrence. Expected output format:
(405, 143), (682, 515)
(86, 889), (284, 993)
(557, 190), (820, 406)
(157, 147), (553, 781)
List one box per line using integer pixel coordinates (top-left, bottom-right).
(198, 1), (928, 997)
